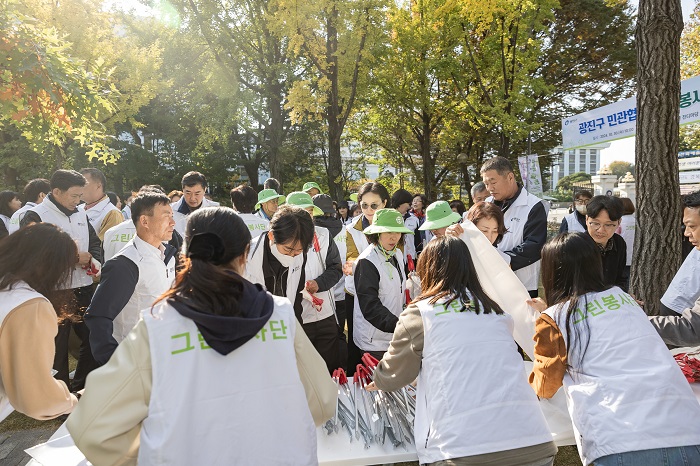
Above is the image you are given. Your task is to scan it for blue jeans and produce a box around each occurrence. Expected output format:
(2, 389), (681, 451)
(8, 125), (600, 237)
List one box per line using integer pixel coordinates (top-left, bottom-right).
(593, 445), (700, 466)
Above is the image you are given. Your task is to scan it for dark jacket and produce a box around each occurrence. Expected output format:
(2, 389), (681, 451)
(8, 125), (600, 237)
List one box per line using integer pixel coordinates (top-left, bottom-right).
(586, 232), (627, 292)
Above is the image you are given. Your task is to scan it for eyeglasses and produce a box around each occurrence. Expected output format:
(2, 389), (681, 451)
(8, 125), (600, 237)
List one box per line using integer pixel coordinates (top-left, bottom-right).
(361, 202), (381, 211)
(587, 221), (618, 231)
(278, 243), (304, 255)
(575, 199), (591, 205)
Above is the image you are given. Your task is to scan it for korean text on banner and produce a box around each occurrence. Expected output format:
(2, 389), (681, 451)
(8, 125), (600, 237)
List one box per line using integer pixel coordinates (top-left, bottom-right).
(517, 155), (544, 196)
(562, 75), (700, 149)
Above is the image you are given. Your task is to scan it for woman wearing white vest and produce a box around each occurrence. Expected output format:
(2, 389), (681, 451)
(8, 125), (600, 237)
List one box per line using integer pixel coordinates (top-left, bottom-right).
(345, 182), (392, 369)
(529, 233), (700, 466)
(8, 178), (50, 234)
(0, 190), (21, 238)
(0, 224), (80, 421)
(368, 236), (557, 466)
(68, 207), (336, 465)
(285, 191), (344, 371)
(353, 208), (411, 360)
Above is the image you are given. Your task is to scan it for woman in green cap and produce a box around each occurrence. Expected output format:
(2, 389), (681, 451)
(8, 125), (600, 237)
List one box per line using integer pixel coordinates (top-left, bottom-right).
(255, 188), (286, 222)
(353, 208), (412, 359)
(418, 200), (463, 239)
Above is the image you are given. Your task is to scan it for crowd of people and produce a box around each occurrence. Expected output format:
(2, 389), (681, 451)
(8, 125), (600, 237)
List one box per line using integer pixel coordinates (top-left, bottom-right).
(1, 155), (700, 465)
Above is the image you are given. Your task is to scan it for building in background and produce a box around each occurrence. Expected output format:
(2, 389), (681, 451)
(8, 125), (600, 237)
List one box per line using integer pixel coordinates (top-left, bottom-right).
(550, 142), (611, 189)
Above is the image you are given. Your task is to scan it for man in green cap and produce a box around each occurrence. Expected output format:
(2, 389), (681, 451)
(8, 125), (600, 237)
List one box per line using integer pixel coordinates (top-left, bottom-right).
(302, 182), (322, 197)
(255, 188), (286, 221)
(419, 200), (462, 238)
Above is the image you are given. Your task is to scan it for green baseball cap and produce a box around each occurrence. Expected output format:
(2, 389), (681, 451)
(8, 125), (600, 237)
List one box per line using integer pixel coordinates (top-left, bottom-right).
(255, 189), (286, 210)
(363, 208), (413, 235)
(302, 182), (323, 194)
(419, 201), (462, 231)
(286, 191), (324, 216)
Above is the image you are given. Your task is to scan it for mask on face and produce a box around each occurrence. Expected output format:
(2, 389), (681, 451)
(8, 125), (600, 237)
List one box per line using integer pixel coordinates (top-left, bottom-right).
(269, 240), (297, 268)
(575, 205), (587, 215)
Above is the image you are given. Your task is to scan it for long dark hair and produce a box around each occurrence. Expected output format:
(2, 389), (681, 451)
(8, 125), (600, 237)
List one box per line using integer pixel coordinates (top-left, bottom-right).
(0, 191), (18, 217)
(541, 232), (608, 366)
(0, 223), (77, 319)
(157, 207), (251, 316)
(415, 236), (503, 315)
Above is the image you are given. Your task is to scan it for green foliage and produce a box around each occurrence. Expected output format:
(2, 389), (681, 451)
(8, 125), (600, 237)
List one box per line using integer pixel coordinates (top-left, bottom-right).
(0, 1), (118, 163)
(607, 160), (635, 178)
(556, 171), (592, 192)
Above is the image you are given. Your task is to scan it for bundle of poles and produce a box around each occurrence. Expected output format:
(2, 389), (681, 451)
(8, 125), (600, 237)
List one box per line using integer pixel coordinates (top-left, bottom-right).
(323, 353), (417, 449)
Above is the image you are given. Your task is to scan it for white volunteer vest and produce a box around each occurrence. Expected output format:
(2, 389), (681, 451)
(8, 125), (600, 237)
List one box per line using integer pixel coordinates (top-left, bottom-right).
(237, 212), (269, 238)
(30, 200), (92, 289)
(345, 215), (370, 296)
(140, 299), (317, 465)
(8, 202), (36, 234)
(301, 226), (335, 323)
(563, 212), (586, 233)
(246, 233), (305, 305)
(0, 283), (47, 422)
(544, 288), (700, 465)
(332, 225), (347, 301)
(111, 236), (176, 342)
(103, 219), (136, 261)
(661, 248), (700, 313)
(402, 215), (419, 260)
(415, 296), (553, 464)
(82, 196), (120, 232)
(352, 245), (405, 352)
(490, 188), (549, 291)
(171, 197), (220, 236)
(619, 214), (635, 266)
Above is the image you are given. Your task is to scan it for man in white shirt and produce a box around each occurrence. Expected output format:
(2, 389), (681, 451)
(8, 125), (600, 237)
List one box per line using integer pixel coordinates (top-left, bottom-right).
(79, 168), (124, 241)
(231, 184), (269, 237)
(171, 171), (219, 235)
(85, 191), (177, 365)
(8, 178), (50, 234)
(481, 156), (549, 298)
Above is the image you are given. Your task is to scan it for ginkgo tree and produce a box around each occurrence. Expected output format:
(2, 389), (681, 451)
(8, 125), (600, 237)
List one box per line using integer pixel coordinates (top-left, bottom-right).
(0, 1), (119, 166)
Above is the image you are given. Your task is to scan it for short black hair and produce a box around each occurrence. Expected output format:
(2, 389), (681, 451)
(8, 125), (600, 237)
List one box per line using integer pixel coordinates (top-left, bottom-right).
(230, 185), (257, 214)
(50, 169), (86, 191)
(684, 190), (700, 209)
(139, 184), (166, 194)
(131, 191), (171, 226)
(23, 178), (50, 204)
(270, 205), (315, 251)
(181, 171), (207, 189)
(80, 168), (107, 192)
(106, 192), (119, 206)
(391, 189), (413, 209)
(480, 156), (514, 176)
(587, 195), (623, 221)
(263, 178), (281, 193)
(574, 189), (593, 200)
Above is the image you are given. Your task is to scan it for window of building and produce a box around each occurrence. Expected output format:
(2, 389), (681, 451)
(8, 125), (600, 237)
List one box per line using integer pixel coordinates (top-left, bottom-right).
(579, 149), (587, 172)
(589, 149), (597, 173)
(569, 151), (576, 174)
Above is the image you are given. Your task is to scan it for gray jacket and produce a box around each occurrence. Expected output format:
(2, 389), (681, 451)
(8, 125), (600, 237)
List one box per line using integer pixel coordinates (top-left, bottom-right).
(649, 296), (700, 347)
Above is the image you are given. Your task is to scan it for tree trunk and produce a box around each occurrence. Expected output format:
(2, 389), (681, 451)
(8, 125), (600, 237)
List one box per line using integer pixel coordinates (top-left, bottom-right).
(325, 5), (344, 201)
(267, 83), (286, 184)
(421, 111), (436, 201)
(631, 0), (684, 315)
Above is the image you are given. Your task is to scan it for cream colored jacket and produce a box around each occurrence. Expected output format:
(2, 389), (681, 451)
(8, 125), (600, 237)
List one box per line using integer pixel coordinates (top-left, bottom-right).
(67, 317), (336, 466)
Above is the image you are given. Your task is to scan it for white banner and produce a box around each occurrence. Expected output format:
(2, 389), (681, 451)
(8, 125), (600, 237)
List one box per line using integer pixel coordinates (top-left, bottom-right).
(679, 157), (700, 171)
(680, 170), (700, 184)
(517, 154), (544, 196)
(562, 75), (700, 149)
